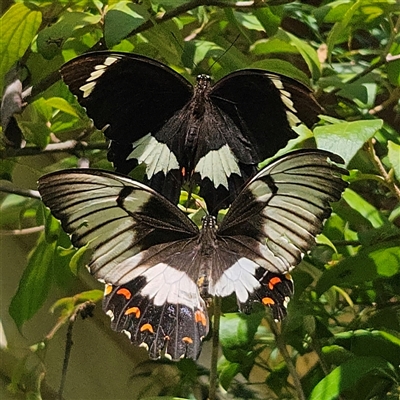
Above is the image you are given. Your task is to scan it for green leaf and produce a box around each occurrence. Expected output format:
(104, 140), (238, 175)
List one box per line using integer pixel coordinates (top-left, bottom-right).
(251, 38), (297, 57)
(45, 97), (79, 117)
(342, 188), (389, 228)
(219, 312), (263, 349)
(254, 6), (281, 36)
(0, 3), (42, 91)
(250, 59), (311, 87)
(309, 356), (398, 400)
(388, 140), (400, 181)
(326, 0), (361, 59)
(314, 119), (383, 165)
(217, 358), (242, 390)
(37, 11), (99, 60)
(387, 43), (400, 86)
(69, 243), (91, 275)
(316, 241), (400, 295)
(44, 209), (60, 243)
(104, 2), (149, 48)
(275, 29), (321, 79)
(334, 330), (400, 367)
(9, 234), (55, 328)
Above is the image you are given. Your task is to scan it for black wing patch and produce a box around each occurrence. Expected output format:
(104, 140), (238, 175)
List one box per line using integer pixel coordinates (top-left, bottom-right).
(60, 52), (322, 213)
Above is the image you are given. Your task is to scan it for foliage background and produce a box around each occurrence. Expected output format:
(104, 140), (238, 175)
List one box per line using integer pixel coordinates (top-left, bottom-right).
(0, 0), (400, 399)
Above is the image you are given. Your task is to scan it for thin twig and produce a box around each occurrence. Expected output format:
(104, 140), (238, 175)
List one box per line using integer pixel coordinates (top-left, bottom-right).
(57, 302), (95, 400)
(209, 296), (222, 400)
(368, 139), (400, 201)
(0, 226), (44, 235)
(0, 185), (41, 199)
(269, 319), (305, 400)
(0, 140), (108, 159)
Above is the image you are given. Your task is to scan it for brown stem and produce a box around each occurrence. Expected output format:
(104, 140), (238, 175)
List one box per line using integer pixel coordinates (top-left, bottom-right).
(368, 139), (400, 201)
(0, 140), (108, 159)
(269, 319), (305, 400)
(209, 296), (222, 400)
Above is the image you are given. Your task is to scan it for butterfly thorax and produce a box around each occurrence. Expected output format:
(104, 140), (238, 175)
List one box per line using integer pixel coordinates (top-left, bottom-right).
(182, 75), (212, 167)
(196, 215), (218, 295)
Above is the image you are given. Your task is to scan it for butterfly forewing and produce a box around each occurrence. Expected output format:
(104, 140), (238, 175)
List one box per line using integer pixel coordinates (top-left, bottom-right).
(60, 52), (193, 144)
(38, 170), (199, 283)
(210, 70), (322, 160)
(217, 150), (348, 276)
(60, 52), (323, 214)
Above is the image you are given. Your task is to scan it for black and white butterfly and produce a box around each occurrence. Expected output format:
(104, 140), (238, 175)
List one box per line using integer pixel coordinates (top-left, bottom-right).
(38, 149), (347, 360)
(60, 51), (323, 214)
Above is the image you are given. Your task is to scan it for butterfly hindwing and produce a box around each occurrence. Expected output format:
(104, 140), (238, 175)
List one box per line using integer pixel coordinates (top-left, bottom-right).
(103, 278), (208, 360)
(61, 52), (323, 213)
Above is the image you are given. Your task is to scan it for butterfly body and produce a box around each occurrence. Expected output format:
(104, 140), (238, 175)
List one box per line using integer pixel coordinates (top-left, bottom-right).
(38, 149), (347, 360)
(61, 52), (322, 213)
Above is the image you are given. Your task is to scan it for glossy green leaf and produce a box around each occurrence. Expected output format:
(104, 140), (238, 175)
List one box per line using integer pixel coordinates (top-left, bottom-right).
(45, 97), (79, 117)
(342, 188), (390, 228)
(0, 3), (42, 90)
(44, 210), (60, 244)
(69, 243), (91, 275)
(334, 330), (400, 367)
(9, 234), (55, 328)
(37, 12), (99, 59)
(276, 29), (321, 79)
(104, 2), (149, 48)
(314, 119), (383, 165)
(388, 141), (400, 181)
(250, 59), (311, 87)
(316, 241), (400, 295)
(218, 358), (241, 390)
(326, 0), (360, 58)
(219, 312), (263, 349)
(309, 356), (397, 400)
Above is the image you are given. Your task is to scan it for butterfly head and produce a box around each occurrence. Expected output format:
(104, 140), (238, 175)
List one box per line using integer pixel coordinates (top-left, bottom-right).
(201, 214), (217, 230)
(196, 74), (211, 92)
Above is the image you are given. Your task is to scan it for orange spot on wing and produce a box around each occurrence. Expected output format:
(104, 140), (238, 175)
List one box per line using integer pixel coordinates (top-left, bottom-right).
(125, 307), (140, 318)
(116, 288), (131, 300)
(195, 310), (207, 326)
(182, 336), (193, 344)
(262, 297), (275, 305)
(140, 323), (154, 334)
(268, 276), (282, 290)
(104, 284), (113, 296)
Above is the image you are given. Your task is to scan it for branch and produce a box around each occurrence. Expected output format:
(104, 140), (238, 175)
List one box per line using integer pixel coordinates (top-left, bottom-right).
(209, 295), (222, 400)
(110, 0), (271, 42)
(0, 226), (44, 235)
(268, 319), (305, 400)
(0, 185), (41, 199)
(368, 139), (400, 201)
(0, 140), (108, 159)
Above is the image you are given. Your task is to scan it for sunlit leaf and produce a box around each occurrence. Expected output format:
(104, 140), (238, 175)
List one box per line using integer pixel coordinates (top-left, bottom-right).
(9, 234), (55, 328)
(309, 356), (397, 400)
(0, 3), (42, 91)
(314, 119), (383, 165)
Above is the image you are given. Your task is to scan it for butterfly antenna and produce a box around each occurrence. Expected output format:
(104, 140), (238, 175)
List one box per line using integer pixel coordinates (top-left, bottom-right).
(170, 32), (200, 71)
(208, 34), (240, 74)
